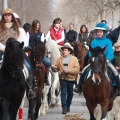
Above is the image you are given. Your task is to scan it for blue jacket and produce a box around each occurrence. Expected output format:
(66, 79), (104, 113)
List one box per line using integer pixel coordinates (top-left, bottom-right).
(89, 36), (114, 61)
(29, 32), (42, 48)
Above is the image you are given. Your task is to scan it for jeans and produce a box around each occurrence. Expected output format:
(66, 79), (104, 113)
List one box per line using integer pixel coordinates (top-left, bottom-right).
(0, 54), (2, 61)
(24, 59), (33, 73)
(44, 56), (50, 67)
(60, 79), (75, 110)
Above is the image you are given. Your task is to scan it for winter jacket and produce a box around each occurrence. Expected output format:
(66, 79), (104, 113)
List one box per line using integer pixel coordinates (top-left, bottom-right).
(29, 32), (44, 48)
(89, 36), (114, 61)
(78, 32), (89, 44)
(55, 55), (80, 81)
(112, 52), (120, 67)
(87, 30), (96, 45)
(66, 30), (77, 43)
(107, 26), (120, 45)
(49, 27), (64, 46)
(0, 27), (18, 50)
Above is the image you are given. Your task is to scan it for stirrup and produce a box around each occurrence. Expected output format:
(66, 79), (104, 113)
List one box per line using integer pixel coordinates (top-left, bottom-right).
(34, 86), (38, 92)
(28, 89), (36, 99)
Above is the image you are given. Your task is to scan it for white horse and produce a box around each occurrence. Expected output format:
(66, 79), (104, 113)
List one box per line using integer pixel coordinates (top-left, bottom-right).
(112, 75), (120, 120)
(40, 38), (61, 115)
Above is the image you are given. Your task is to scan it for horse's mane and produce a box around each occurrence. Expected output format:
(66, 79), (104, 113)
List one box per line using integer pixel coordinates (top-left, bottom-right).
(46, 38), (60, 64)
(3, 37), (24, 68)
(89, 46), (107, 72)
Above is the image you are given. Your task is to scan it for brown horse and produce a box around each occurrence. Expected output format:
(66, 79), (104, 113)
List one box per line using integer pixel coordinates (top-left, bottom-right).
(28, 38), (46, 120)
(82, 46), (117, 120)
(74, 42), (88, 71)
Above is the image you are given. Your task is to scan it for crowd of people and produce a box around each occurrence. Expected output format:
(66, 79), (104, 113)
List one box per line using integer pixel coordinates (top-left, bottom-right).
(0, 7), (120, 115)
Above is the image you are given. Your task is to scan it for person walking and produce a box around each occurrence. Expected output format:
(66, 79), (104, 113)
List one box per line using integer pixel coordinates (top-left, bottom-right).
(52, 42), (80, 114)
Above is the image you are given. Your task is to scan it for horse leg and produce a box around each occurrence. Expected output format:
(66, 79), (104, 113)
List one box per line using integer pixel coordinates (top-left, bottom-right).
(10, 99), (22, 120)
(94, 104), (102, 120)
(101, 99), (109, 120)
(86, 101), (96, 120)
(51, 72), (59, 107)
(41, 86), (50, 116)
(113, 96), (120, 120)
(18, 91), (26, 120)
(1, 98), (10, 120)
(28, 98), (35, 120)
(0, 99), (2, 120)
(55, 82), (61, 107)
(34, 96), (41, 119)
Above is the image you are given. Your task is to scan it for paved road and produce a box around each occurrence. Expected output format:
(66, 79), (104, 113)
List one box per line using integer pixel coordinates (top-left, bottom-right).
(21, 93), (114, 120)
(21, 93), (89, 120)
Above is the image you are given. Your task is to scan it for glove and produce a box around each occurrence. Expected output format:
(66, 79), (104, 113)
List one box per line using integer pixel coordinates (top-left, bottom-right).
(0, 50), (4, 55)
(24, 46), (32, 52)
(84, 45), (89, 50)
(106, 59), (109, 63)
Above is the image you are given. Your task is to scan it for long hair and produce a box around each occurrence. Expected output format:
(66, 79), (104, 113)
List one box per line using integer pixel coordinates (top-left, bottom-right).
(0, 14), (19, 36)
(30, 20), (41, 33)
(80, 25), (88, 34)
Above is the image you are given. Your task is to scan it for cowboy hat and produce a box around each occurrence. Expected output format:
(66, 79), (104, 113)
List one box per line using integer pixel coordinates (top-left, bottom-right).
(3, 8), (13, 15)
(114, 42), (120, 47)
(61, 42), (73, 54)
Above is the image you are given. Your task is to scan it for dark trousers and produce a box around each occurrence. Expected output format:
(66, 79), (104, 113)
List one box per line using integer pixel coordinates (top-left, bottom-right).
(60, 79), (75, 110)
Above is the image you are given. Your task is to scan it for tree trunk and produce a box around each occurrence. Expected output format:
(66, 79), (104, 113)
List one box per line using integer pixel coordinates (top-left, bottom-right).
(112, 9), (116, 29)
(101, 9), (106, 20)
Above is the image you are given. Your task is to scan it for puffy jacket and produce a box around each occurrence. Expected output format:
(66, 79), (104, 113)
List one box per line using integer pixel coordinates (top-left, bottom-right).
(89, 36), (114, 61)
(50, 27), (64, 45)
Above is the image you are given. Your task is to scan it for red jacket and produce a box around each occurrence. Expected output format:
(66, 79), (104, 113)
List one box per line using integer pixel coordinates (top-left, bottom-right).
(50, 27), (64, 46)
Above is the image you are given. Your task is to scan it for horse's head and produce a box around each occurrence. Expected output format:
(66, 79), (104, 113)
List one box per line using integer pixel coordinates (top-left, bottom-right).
(3, 37), (24, 79)
(34, 38), (46, 64)
(89, 46), (107, 85)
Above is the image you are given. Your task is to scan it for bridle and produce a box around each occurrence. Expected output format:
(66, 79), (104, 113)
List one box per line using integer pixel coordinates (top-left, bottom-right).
(7, 65), (23, 78)
(33, 46), (44, 69)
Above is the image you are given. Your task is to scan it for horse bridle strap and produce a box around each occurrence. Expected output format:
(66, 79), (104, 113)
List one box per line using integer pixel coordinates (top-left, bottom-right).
(35, 63), (44, 68)
(7, 66), (23, 78)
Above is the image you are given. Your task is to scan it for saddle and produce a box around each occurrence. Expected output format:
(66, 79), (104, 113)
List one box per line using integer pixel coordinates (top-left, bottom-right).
(83, 66), (117, 87)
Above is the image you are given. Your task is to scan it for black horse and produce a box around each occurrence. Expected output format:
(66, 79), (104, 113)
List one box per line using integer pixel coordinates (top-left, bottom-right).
(0, 38), (26, 120)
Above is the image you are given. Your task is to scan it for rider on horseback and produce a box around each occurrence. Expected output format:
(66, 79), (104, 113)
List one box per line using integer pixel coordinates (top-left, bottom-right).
(0, 8), (37, 99)
(74, 22), (120, 96)
(29, 20), (50, 86)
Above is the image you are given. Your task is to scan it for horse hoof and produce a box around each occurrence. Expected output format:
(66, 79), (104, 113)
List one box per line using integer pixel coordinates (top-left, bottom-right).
(55, 103), (61, 107)
(46, 109), (48, 112)
(50, 104), (56, 108)
(27, 117), (31, 120)
(40, 112), (46, 116)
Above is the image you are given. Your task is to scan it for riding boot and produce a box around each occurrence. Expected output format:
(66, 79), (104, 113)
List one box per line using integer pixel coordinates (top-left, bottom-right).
(26, 73), (37, 99)
(74, 65), (91, 94)
(45, 67), (50, 86)
(116, 75), (120, 96)
(74, 73), (84, 94)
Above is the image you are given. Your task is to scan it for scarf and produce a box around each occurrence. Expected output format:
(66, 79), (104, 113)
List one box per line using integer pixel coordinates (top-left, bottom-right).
(5, 22), (13, 29)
